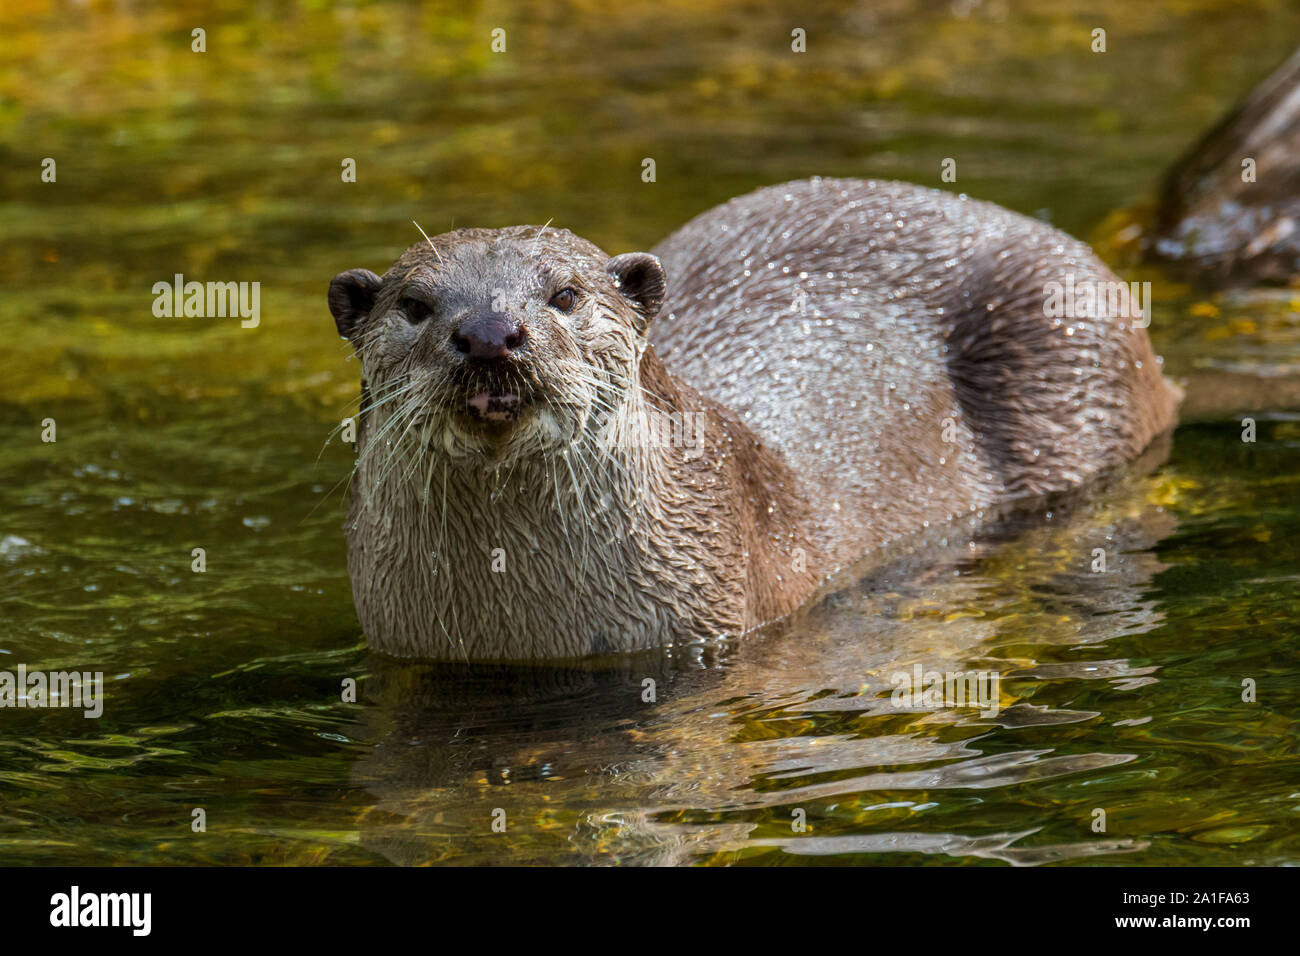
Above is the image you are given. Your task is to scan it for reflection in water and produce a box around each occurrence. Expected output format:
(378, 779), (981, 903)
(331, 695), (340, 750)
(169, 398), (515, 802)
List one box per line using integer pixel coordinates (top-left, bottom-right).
(355, 459), (1178, 865)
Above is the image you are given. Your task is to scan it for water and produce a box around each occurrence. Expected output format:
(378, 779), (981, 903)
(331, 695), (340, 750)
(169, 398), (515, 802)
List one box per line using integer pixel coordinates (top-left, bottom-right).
(2, 0), (1299, 866)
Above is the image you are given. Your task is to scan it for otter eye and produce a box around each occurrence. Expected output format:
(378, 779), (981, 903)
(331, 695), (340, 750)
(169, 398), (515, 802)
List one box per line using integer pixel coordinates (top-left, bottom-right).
(401, 297), (431, 324)
(548, 288), (578, 313)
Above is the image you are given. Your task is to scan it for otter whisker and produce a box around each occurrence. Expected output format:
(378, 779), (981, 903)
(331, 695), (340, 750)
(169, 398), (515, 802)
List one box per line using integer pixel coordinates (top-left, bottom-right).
(560, 445), (591, 572)
(531, 218), (554, 256)
(412, 220), (444, 265)
(546, 451), (576, 572)
(370, 409), (426, 493)
(362, 389), (429, 494)
(300, 378), (431, 524)
(313, 376), (418, 464)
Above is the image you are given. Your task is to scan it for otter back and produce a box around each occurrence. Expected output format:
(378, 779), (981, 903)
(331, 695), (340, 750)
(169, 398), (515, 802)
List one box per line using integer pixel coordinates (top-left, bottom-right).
(650, 177), (1179, 574)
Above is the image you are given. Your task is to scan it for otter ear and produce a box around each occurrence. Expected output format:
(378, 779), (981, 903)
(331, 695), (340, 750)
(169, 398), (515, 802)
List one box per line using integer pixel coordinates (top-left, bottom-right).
(607, 253), (665, 331)
(328, 268), (383, 342)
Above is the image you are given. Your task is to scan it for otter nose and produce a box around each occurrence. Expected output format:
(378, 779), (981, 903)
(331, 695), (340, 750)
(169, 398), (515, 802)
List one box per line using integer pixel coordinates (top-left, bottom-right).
(451, 313), (525, 361)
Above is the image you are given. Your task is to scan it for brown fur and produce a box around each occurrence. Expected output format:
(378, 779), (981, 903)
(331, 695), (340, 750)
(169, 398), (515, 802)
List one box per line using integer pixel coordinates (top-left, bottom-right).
(328, 177), (1179, 661)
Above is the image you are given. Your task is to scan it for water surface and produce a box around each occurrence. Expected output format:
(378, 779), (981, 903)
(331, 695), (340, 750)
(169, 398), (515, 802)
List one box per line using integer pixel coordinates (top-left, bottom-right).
(2, 0), (1299, 865)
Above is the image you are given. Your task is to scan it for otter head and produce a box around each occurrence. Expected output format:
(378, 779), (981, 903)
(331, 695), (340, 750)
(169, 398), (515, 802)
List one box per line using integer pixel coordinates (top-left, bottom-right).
(328, 226), (665, 466)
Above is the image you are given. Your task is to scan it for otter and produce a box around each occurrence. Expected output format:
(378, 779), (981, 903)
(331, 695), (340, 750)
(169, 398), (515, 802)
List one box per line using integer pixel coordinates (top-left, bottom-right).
(327, 177), (1179, 661)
